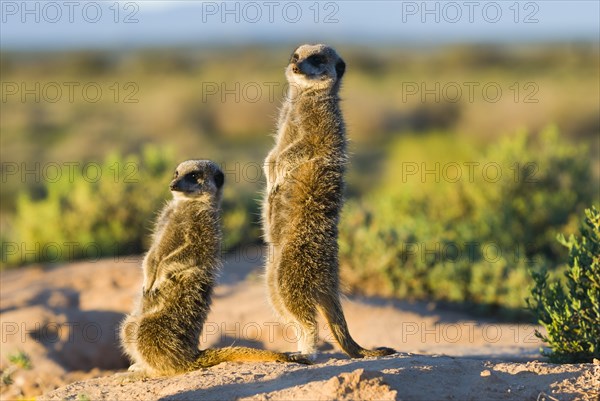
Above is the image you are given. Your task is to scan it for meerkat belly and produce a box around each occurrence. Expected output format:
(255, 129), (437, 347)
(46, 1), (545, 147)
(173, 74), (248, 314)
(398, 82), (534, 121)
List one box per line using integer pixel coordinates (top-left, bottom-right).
(272, 160), (342, 269)
(284, 159), (341, 213)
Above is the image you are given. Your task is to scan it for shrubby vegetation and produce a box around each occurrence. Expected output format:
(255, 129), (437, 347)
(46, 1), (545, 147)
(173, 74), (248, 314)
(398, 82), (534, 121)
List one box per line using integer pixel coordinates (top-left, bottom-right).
(3, 147), (172, 266)
(1, 350), (32, 386)
(339, 127), (595, 314)
(2, 45), (598, 210)
(527, 207), (600, 363)
(2, 147), (257, 267)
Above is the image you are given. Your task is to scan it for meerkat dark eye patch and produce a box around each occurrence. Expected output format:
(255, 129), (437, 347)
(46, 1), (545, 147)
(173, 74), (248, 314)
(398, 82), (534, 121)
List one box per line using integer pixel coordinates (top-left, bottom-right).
(214, 170), (225, 189)
(306, 55), (327, 66)
(335, 59), (346, 79)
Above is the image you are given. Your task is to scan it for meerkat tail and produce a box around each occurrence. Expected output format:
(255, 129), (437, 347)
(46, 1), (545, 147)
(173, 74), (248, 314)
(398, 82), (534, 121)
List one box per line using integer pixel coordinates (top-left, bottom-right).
(319, 299), (396, 358)
(193, 347), (311, 368)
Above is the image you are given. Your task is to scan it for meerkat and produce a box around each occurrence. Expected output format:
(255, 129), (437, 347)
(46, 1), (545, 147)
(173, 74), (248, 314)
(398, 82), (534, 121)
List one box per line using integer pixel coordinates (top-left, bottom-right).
(120, 160), (309, 376)
(262, 44), (396, 361)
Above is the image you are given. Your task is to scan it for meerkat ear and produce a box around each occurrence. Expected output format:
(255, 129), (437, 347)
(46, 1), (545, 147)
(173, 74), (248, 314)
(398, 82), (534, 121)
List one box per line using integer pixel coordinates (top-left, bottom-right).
(335, 59), (346, 80)
(214, 170), (225, 189)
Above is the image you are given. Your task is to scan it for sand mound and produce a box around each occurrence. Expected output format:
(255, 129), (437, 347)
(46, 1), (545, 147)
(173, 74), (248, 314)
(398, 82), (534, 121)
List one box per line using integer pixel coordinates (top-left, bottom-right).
(38, 355), (597, 401)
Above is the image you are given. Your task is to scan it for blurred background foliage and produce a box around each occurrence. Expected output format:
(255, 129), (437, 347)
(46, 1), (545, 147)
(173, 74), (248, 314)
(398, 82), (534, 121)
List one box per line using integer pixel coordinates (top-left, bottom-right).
(339, 127), (595, 316)
(1, 44), (598, 316)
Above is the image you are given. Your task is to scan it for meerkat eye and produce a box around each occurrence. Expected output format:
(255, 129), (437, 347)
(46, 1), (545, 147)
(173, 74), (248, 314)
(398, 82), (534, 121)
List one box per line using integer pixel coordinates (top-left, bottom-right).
(190, 172), (200, 181)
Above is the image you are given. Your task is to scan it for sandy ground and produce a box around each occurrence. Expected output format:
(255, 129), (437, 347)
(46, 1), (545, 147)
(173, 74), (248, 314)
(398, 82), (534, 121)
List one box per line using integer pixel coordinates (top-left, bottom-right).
(1, 254), (598, 400)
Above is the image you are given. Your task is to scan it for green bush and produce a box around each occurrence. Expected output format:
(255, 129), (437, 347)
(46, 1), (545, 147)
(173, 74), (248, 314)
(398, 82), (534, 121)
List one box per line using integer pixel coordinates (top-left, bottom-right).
(527, 206), (600, 363)
(339, 127), (595, 314)
(1, 147), (256, 268)
(2, 146), (173, 267)
(221, 186), (263, 252)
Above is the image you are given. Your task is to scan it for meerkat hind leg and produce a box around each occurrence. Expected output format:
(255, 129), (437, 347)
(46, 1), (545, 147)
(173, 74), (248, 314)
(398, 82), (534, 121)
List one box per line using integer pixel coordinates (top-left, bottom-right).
(281, 293), (319, 361)
(267, 265), (317, 363)
(295, 316), (319, 361)
(273, 289), (319, 361)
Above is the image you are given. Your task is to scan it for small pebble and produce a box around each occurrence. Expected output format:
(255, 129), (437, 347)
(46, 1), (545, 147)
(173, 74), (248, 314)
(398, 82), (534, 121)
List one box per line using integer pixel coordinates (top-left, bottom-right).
(480, 370), (491, 377)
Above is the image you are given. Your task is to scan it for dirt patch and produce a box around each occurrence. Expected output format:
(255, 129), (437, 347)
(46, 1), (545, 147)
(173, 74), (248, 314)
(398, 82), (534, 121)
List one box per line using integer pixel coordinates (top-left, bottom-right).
(1, 257), (595, 401)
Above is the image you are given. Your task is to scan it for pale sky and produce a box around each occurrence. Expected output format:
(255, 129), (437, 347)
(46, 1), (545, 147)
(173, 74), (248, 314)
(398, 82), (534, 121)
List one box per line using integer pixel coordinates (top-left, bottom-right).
(1, 1), (598, 50)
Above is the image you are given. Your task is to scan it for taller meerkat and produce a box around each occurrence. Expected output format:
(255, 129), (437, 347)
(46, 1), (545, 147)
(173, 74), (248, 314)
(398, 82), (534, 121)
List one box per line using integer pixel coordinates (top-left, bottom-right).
(121, 160), (308, 376)
(263, 44), (395, 360)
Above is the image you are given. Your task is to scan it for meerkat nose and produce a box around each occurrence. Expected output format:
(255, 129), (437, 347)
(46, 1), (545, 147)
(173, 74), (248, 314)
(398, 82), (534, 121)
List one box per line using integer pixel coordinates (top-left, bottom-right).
(292, 65), (300, 74)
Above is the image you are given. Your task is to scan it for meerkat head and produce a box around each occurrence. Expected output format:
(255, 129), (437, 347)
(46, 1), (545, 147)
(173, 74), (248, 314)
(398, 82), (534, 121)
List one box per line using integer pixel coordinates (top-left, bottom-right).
(169, 160), (224, 203)
(286, 44), (346, 94)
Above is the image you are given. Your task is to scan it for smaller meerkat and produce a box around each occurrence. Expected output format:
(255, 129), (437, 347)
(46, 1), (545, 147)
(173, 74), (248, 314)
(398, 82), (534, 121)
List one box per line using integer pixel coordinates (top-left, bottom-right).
(120, 160), (308, 376)
(262, 44), (396, 361)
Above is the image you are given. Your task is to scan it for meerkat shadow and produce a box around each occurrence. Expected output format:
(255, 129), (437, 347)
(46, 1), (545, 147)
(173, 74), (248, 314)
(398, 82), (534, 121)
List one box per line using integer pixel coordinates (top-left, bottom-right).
(314, 351), (348, 364)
